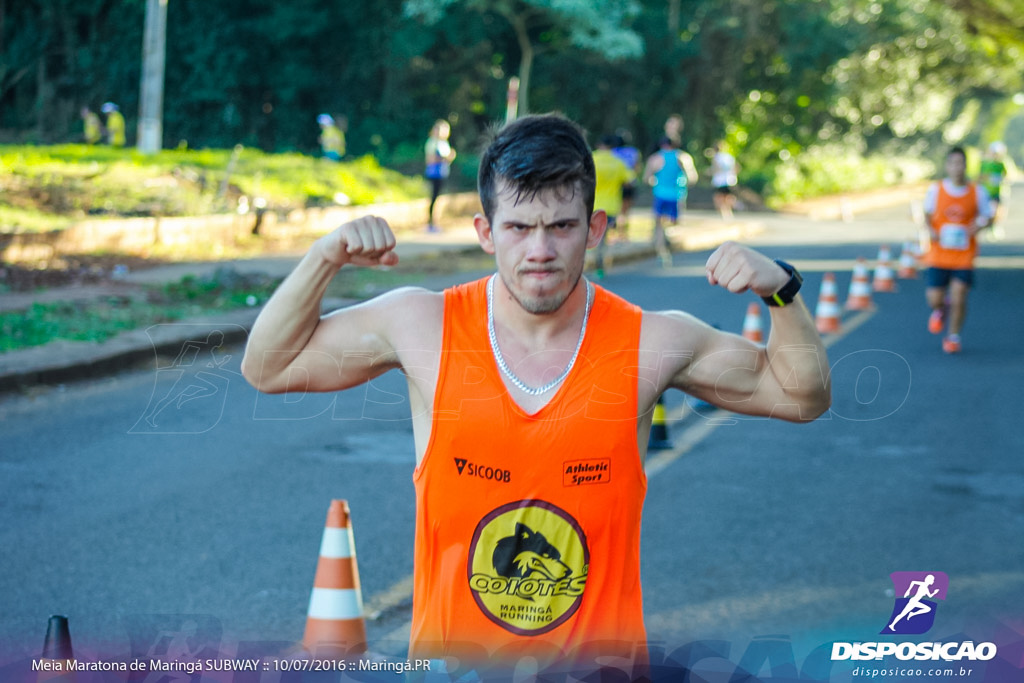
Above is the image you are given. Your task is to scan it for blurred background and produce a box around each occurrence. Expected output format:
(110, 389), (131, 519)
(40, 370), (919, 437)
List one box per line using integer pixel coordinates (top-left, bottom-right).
(3, 0), (1023, 200)
(2, 4), (1023, 676)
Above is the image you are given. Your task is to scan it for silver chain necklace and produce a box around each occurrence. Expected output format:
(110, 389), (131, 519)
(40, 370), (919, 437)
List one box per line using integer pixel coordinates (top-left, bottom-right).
(486, 274), (593, 396)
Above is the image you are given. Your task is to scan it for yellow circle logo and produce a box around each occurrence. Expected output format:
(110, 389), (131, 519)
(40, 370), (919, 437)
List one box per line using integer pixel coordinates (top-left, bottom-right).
(467, 500), (589, 635)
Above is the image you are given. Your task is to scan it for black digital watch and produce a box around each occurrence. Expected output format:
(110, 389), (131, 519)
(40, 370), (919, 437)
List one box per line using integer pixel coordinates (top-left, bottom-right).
(762, 259), (803, 307)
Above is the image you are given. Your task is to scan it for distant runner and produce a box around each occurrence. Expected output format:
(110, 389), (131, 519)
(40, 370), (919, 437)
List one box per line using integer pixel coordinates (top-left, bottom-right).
(922, 146), (993, 354)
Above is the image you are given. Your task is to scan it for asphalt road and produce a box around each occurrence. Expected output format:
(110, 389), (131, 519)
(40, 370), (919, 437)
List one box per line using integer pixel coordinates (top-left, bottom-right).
(2, 195), (1023, 680)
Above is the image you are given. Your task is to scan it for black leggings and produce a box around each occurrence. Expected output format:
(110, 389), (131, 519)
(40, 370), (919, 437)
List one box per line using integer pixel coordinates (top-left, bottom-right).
(429, 177), (445, 223)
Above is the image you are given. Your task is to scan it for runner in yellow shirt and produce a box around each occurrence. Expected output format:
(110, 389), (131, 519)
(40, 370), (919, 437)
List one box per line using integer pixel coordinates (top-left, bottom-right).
(317, 114), (345, 161)
(81, 107), (102, 144)
(102, 102), (126, 147)
(592, 134), (633, 278)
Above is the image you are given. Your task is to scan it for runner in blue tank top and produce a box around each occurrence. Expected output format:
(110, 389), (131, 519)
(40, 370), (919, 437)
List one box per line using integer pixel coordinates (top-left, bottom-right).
(644, 137), (697, 266)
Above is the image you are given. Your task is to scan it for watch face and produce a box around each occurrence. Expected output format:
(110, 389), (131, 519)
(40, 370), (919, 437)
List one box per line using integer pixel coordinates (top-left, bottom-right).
(778, 260), (801, 284)
(775, 259), (794, 275)
(765, 260), (802, 306)
(784, 272), (802, 294)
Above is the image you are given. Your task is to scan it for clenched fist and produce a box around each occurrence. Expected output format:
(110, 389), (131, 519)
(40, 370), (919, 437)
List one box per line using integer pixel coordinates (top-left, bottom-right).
(317, 216), (399, 268)
(705, 241), (788, 298)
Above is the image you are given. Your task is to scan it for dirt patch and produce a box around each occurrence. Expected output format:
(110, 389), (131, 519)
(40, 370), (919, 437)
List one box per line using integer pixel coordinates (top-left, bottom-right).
(0, 254), (168, 292)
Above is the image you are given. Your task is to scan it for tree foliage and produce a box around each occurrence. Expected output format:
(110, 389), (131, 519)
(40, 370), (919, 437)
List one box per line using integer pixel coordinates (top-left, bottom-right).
(404, 0), (644, 114)
(2, 0), (1022, 194)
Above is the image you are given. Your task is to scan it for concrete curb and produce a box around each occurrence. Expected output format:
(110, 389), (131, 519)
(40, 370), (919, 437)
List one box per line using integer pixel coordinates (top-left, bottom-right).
(0, 217), (763, 393)
(0, 297), (355, 394)
(0, 310), (259, 392)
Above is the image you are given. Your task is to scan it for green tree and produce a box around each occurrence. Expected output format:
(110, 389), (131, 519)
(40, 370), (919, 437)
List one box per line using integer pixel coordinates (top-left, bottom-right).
(946, 0), (1024, 49)
(4, 0), (1023, 203)
(403, 0), (644, 115)
(825, 0), (1023, 150)
(0, 0), (143, 142)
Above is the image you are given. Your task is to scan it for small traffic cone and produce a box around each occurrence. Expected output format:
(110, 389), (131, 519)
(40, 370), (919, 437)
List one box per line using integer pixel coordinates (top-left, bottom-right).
(815, 273), (842, 334)
(38, 615), (74, 682)
(845, 258), (874, 311)
(648, 395), (673, 450)
(303, 500), (368, 658)
(872, 245), (897, 292)
(897, 241), (918, 279)
(741, 302), (764, 343)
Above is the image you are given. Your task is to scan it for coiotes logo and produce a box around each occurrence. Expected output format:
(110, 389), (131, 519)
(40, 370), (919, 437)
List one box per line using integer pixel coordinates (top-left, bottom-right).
(467, 500), (588, 636)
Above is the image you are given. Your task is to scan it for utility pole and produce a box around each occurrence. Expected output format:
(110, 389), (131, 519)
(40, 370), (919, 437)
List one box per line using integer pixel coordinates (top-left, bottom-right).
(505, 77), (520, 123)
(668, 0), (680, 35)
(137, 0), (168, 154)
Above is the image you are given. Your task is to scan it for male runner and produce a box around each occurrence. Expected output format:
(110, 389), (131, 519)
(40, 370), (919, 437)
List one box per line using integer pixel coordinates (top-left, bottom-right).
(242, 114), (831, 677)
(922, 146), (993, 353)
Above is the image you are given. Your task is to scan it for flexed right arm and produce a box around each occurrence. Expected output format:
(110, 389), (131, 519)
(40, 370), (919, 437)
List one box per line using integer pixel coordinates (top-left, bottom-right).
(240, 216), (402, 394)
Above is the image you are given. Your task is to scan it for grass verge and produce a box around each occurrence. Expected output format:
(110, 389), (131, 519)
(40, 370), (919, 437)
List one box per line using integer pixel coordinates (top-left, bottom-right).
(0, 268), (281, 353)
(0, 144), (427, 234)
(0, 257), (487, 354)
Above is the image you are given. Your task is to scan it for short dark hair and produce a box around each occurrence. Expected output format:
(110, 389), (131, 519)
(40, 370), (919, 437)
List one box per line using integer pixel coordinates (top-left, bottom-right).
(948, 146), (967, 160)
(478, 113), (595, 222)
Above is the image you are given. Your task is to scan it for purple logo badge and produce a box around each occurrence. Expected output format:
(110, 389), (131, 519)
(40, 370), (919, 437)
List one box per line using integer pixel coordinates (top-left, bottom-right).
(880, 571), (949, 635)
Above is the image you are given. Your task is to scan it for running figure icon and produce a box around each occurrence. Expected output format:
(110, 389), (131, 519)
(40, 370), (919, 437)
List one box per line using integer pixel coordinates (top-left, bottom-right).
(888, 574), (939, 631)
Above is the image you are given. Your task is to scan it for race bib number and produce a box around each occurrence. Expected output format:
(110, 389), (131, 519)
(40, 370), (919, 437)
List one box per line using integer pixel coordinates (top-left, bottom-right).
(938, 223), (969, 250)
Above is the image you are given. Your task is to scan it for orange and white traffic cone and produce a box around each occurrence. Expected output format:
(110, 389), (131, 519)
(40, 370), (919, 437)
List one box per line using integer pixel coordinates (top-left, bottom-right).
(872, 245), (897, 292)
(38, 615), (74, 682)
(741, 302), (764, 343)
(303, 500), (368, 658)
(845, 258), (874, 311)
(815, 273), (842, 334)
(897, 241), (918, 279)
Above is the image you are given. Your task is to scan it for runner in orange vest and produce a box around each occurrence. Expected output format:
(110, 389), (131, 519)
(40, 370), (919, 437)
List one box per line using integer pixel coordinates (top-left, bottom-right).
(922, 146), (993, 354)
(241, 114), (831, 679)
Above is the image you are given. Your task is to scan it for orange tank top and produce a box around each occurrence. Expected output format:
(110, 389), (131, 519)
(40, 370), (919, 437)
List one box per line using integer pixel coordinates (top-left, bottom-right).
(410, 276), (648, 672)
(926, 181), (979, 270)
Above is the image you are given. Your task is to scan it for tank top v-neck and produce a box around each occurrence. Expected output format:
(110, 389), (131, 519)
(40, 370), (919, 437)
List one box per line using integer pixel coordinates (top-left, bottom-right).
(409, 276), (648, 669)
(926, 181), (980, 270)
